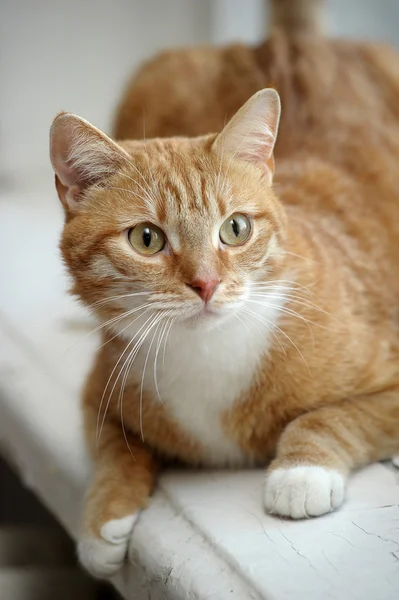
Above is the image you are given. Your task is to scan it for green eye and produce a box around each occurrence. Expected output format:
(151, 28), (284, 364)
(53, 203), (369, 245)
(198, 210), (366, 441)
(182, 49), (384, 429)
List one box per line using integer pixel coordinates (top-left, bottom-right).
(128, 223), (166, 255)
(219, 213), (251, 246)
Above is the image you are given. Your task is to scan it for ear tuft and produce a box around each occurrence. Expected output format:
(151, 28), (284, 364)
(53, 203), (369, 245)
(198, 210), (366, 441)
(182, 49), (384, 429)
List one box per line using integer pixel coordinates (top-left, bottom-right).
(49, 113), (129, 210)
(213, 88), (281, 182)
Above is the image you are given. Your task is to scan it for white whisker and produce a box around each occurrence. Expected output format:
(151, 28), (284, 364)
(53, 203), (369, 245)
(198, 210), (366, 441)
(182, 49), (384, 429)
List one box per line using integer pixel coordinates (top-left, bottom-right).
(284, 251), (318, 263)
(153, 314), (172, 404)
(119, 164), (159, 207)
(118, 313), (161, 456)
(246, 299), (321, 329)
(116, 313), (159, 412)
(96, 312), (156, 449)
(249, 292), (329, 316)
(240, 305), (311, 373)
(64, 302), (154, 356)
(249, 279), (314, 294)
(162, 315), (176, 367)
(88, 291), (150, 309)
(90, 307), (157, 354)
(233, 311), (251, 334)
(215, 145), (225, 199)
(139, 313), (166, 441)
(239, 306), (287, 356)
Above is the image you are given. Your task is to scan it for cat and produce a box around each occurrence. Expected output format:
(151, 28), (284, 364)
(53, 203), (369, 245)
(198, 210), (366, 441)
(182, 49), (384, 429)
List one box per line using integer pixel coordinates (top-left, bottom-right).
(49, 0), (399, 579)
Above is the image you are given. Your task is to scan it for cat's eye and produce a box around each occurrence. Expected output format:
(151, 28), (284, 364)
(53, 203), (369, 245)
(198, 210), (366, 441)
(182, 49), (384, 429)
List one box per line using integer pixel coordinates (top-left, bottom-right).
(219, 213), (251, 246)
(128, 223), (166, 255)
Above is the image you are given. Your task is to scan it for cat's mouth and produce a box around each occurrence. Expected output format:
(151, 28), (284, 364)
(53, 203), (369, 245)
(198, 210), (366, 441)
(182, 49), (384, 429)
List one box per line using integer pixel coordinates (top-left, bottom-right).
(180, 301), (238, 329)
(185, 303), (222, 319)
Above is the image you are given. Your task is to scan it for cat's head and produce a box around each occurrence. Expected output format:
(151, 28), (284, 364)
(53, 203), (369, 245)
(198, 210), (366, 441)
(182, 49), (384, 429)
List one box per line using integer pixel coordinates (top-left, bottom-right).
(50, 89), (286, 335)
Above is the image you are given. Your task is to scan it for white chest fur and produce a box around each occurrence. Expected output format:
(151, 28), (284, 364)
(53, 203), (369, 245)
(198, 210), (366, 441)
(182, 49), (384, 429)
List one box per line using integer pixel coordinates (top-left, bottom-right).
(125, 298), (285, 467)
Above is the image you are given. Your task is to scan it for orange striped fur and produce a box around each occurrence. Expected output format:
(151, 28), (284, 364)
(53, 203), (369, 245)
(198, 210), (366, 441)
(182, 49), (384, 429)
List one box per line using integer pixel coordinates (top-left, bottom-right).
(50, 28), (399, 578)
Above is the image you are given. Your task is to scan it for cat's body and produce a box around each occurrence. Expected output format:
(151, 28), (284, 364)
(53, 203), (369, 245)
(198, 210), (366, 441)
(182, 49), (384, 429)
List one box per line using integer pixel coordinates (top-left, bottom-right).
(109, 31), (399, 470)
(49, 0), (399, 579)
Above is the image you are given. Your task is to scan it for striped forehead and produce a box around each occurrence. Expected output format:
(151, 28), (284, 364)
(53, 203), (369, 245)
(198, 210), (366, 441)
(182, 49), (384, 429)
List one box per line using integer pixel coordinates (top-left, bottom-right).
(150, 161), (227, 252)
(123, 139), (231, 217)
(162, 160), (220, 211)
(164, 174), (223, 251)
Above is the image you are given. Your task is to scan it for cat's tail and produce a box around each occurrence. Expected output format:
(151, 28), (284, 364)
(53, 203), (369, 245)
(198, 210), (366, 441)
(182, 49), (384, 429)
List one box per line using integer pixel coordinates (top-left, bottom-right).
(269, 0), (325, 36)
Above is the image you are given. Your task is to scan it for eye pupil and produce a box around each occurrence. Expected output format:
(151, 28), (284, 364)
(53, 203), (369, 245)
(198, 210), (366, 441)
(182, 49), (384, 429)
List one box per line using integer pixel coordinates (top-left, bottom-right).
(128, 223), (165, 255)
(231, 219), (239, 237)
(219, 213), (251, 246)
(142, 228), (151, 247)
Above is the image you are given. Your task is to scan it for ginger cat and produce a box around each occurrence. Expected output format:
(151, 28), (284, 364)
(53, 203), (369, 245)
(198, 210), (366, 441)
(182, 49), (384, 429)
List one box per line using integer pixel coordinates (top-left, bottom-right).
(49, 0), (399, 579)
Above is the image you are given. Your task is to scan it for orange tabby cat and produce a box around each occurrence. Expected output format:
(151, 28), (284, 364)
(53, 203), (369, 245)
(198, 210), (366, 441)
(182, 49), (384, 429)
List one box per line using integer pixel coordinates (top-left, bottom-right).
(49, 0), (399, 579)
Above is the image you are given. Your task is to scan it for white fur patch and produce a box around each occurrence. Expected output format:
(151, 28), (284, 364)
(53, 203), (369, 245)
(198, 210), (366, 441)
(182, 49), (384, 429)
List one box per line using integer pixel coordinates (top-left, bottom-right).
(78, 513), (138, 578)
(392, 455), (399, 468)
(127, 288), (288, 467)
(264, 466), (345, 519)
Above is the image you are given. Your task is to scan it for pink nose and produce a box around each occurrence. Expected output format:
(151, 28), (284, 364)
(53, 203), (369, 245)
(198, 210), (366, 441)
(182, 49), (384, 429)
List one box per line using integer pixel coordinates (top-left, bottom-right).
(189, 278), (220, 303)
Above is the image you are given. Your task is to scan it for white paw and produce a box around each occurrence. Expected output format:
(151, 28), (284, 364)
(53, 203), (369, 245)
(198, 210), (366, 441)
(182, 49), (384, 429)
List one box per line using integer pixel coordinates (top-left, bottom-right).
(393, 455), (399, 468)
(264, 466), (345, 519)
(78, 513), (138, 578)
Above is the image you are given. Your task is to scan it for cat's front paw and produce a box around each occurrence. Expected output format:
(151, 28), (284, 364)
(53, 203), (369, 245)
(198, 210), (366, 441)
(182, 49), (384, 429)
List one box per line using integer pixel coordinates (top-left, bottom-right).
(264, 465), (345, 519)
(78, 513), (139, 578)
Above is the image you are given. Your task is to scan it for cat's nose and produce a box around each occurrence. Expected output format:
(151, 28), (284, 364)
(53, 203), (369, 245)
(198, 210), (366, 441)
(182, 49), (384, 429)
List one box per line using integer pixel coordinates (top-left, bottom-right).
(188, 277), (220, 303)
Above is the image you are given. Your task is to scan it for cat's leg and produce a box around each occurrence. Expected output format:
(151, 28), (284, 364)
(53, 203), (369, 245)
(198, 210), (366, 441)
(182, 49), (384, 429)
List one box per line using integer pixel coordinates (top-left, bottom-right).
(78, 406), (158, 578)
(264, 389), (399, 519)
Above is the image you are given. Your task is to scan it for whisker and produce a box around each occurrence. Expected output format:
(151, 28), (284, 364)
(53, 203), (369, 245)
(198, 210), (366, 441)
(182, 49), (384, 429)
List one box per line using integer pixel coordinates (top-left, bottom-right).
(284, 251), (318, 263)
(120, 159), (156, 195)
(215, 145), (225, 199)
(96, 312), (156, 449)
(246, 299), (323, 329)
(119, 164), (159, 207)
(162, 315), (176, 367)
(87, 302), (154, 333)
(248, 280), (329, 318)
(246, 299), (317, 348)
(241, 305), (312, 373)
(95, 333), (133, 457)
(118, 313), (161, 457)
(249, 291), (328, 315)
(153, 313), (173, 404)
(88, 291), (150, 309)
(115, 313), (159, 413)
(233, 311), (251, 334)
(87, 288), (182, 313)
(143, 137), (158, 195)
(64, 301), (162, 355)
(239, 306), (287, 356)
(89, 308), (154, 355)
(248, 290), (336, 327)
(249, 279), (314, 294)
(139, 313), (166, 441)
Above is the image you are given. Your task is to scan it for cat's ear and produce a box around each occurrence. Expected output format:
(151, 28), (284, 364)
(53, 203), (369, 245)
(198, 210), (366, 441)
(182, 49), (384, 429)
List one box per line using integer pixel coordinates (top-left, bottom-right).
(213, 88), (281, 183)
(49, 113), (129, 211)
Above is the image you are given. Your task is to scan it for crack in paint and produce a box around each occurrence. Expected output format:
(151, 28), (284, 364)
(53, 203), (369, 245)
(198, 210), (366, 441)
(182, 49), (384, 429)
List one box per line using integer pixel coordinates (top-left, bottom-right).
(351, 521), (399, 551)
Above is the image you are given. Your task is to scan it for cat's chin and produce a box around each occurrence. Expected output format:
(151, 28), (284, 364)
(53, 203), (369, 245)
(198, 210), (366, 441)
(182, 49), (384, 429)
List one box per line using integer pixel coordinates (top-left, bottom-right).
(181, 305), (235, 331)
